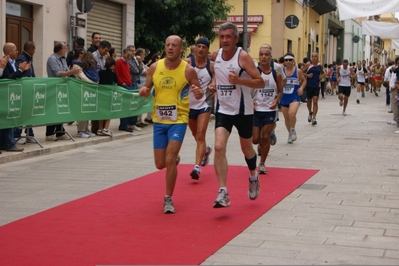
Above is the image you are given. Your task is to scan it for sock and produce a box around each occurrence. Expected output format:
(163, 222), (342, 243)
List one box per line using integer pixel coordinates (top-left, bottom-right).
(249, 173), (258, 182)
(357, 92), (360, 99)
(219, 187), (227, 193)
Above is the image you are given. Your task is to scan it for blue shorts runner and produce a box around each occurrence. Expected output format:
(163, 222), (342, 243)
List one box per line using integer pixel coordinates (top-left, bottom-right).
(153, 123), (187, 149)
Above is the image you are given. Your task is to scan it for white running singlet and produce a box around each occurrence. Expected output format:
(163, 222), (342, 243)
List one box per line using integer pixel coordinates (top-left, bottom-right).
(339, 66), (351, 87)
(253, 69), (277, 112)
(214, 47), (254, 115)
(189, 59), (212, 110)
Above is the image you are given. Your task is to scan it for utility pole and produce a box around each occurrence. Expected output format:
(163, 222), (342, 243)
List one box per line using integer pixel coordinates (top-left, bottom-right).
(243, 0), (248, 52)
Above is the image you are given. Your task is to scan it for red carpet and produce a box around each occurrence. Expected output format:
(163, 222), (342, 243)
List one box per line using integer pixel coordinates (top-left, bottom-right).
(0, 165), (318, 265)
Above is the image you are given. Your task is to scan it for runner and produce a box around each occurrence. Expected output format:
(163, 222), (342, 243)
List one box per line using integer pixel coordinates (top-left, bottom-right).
(185, 38), (214, 180)
(354, 60), (368, 104)
(252, 46), (282, 174)
(337, 59), (354, 115)
(280, 53), (306, 143)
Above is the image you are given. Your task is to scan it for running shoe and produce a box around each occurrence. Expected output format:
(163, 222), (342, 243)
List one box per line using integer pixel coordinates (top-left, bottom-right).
(342, 111), (347, 116)
(102, 129), (113, 136)
(248, 175), (260, 200)
(339, 99), (343, 106)
(190, 165), (201, 180)
(96, 129), (106, 136)
(213, 189), (230, 208)
(312, 118), (317, 126)
(290, 128), (297, 141)
(200, 145), (212, 166)
(287, 133), (293, 144)
(258, 162), (267, 174)
(308, 112), (313, 123)
(164, 196), (175, 214)
(356, 99), (360, 104)
(270, 131), (277, 146)
(78, 131), (90, 138)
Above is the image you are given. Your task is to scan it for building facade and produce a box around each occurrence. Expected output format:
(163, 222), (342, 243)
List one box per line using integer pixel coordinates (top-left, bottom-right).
(0, 0), (135, 77)
(210, 0), (338, 64)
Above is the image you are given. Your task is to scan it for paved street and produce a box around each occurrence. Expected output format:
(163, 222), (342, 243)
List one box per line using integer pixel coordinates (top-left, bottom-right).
(1, 90), (399, 265)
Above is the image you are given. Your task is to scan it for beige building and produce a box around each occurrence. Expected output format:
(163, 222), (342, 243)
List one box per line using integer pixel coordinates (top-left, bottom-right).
(211, 0), (337, 63)
(0, 0), (135, 77)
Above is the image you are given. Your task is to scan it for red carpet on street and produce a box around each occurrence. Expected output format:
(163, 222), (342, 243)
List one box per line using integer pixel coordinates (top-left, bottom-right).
(0, 165), (318, 265)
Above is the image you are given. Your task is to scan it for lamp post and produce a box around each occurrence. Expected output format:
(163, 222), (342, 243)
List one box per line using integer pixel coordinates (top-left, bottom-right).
(243, 0), (248, 52)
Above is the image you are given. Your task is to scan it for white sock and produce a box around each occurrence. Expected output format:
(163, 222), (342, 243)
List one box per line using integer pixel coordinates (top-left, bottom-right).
(219, 187), (227, 193)
(357, 92), (360, 99)
(249, 173), (258, 182)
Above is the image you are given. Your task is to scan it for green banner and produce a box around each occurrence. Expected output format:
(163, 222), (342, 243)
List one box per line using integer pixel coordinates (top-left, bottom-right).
(0, 78), (152, 130)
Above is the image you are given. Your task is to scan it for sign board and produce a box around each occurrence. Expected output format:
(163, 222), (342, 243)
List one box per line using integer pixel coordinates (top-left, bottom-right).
(285, 15), (299, 29)
(70, 16), (86, 28)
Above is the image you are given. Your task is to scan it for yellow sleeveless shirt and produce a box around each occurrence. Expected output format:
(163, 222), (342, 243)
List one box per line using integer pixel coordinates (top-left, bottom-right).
(152, 59), (190, 124)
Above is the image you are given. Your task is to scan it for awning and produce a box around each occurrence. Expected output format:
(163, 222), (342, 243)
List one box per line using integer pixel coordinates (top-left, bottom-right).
(213, 24), (259, 34)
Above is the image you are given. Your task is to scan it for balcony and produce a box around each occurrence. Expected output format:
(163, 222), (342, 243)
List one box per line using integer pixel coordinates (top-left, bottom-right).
(311, 0), (337, 15)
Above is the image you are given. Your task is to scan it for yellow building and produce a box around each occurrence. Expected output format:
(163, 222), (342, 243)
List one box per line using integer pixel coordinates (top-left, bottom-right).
(211, 0), (336, 63)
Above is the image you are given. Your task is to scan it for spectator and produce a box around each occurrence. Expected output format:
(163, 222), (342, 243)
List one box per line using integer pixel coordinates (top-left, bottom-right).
(45, 41), (80, 141)
(115, 47), (134, 133)
(14, 41), (37, 142)
(72, 49), (98, 138)
(97, 57), (118, 136)
(88, 32), (101, 53)
(0, 42), (30, 152)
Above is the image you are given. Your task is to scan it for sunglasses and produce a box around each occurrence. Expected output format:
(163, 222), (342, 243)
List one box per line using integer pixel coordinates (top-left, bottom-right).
(284, 59), (294, 62)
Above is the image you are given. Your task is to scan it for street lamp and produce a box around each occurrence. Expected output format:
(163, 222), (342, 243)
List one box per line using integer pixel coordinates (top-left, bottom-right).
(243, 0), (248, 52)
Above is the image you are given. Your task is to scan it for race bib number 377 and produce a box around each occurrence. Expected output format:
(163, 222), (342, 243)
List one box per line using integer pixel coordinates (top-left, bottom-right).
(157, 105), (177, 121)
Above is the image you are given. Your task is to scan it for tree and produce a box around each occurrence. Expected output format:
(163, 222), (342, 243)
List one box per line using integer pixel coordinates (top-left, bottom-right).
(135, 0), (233, 56)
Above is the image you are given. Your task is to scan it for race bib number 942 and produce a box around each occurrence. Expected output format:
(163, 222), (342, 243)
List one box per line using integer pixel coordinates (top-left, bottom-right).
(156, 105), (177, 121)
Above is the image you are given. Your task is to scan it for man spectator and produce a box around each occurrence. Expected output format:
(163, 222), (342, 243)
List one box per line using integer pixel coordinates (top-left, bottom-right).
(93, 40), (111, 71)
(0, 42), (30, 152)
(45, 41), (80, 141)
(115, 48), (135, 133)
(384, 60), (394, 111)
(88, 32), (101, 53)
(14, 41), (37, 142)
(126, 45), (143, 131)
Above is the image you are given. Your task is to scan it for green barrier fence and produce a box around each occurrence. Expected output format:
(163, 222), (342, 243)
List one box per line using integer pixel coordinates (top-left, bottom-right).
(0, 78), (152, 130)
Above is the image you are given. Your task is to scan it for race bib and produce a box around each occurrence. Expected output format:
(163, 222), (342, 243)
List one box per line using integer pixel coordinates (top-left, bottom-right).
(217, 84), (237, 101)
(283, 84), (295, 94)
(156, 105), (177, 121)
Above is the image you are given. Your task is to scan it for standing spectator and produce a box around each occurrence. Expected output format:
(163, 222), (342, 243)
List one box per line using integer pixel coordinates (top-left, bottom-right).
(45, 41), (80, 141)
(0, 42), (30, 152)
(88, 32), (101, 53)
(14, 41), (36, 142)
(384, 60), (394, 110)
(92, 40), (111, 71)
(139, 35), (202, 213)
(387, 57), (399, 126)
(115, 48), (134, 133)
(135, 48), (150, 127)
(73, 50), (98, 138)
(97, 57), (118, 136)
(126, 45), (143, 131)
(91, 40), (111, 133)
(210, 22), (265, 208)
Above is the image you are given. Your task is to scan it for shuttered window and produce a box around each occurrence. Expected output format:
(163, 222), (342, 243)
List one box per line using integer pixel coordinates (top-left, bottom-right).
(86, 0), (122, 56)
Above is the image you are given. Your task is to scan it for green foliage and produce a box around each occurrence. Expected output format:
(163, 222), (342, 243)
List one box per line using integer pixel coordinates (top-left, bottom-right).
(135, 0), (233, 55)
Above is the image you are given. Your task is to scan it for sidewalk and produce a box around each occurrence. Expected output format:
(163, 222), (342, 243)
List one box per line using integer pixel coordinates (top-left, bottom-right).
(0, 119), (151, 164)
